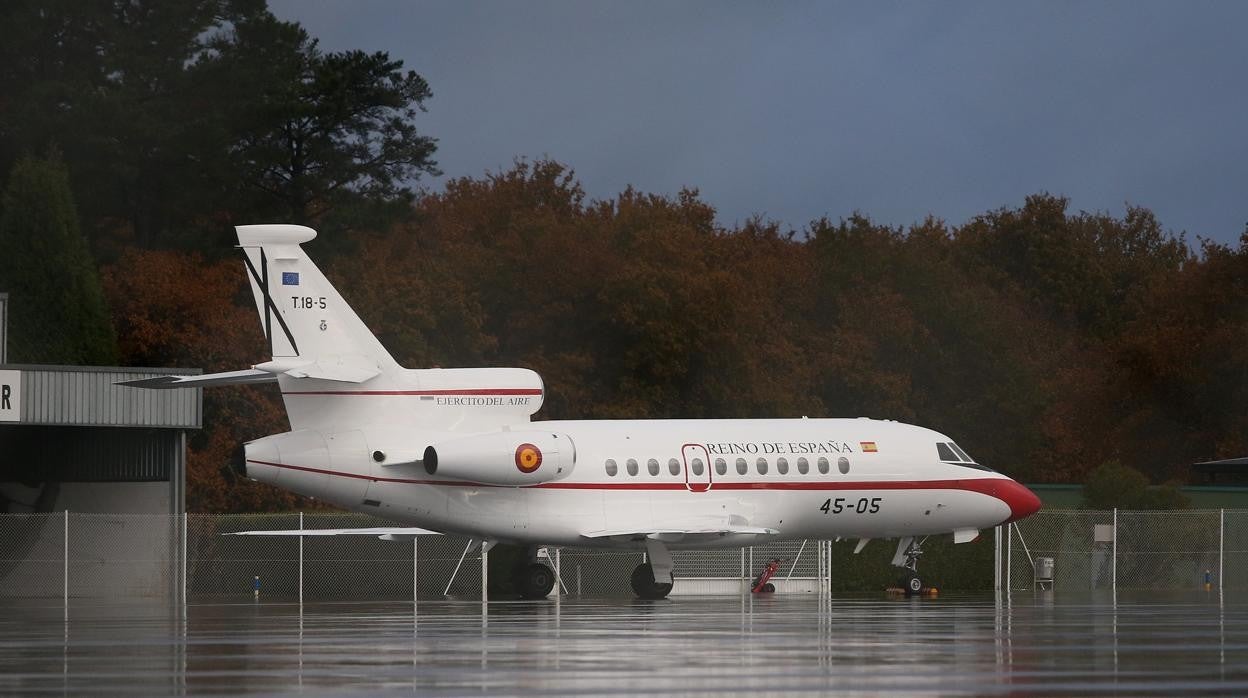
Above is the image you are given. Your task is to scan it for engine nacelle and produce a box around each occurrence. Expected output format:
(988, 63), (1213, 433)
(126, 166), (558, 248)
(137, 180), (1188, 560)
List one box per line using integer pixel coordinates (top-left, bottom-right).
(423, 431), (574, 486)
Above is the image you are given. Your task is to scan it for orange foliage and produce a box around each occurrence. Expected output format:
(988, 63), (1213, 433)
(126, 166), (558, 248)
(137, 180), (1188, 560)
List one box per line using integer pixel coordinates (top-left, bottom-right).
(98, 163), (1248, 507)
(102, 248), (317, 512)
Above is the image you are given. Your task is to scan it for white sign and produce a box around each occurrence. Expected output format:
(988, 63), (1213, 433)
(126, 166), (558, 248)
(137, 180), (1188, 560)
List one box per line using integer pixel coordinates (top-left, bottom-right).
(0, 370), (19, 422)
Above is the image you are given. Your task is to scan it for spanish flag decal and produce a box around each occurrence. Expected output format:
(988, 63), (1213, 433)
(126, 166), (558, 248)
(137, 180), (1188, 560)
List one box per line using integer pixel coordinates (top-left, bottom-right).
(515, 443), (543, 473)
(860, 441), (878, 453)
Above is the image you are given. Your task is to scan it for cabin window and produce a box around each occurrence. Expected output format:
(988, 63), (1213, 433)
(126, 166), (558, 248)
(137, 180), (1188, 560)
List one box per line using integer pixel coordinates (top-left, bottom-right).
(626, 458), (639, 476)
(937, 442), (959, 462)
(647, 458), (660, 476)
(777, 457), (789, 475)
(817, 457), (830, 475)
(668, 458), (681, 475)
(691, 457), (705, 476)
(797, 457), (810, 475)
(605, 459), (618, 477)
(838, 456), (850, 474)
(736, 457), (748, 475)
(756, 457), (768, 475)
(715, 458), (728, 476)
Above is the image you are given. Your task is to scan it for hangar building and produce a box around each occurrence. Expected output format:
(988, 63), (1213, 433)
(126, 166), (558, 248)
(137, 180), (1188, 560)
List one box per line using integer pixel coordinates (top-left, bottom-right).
(0, 295), (201, 597)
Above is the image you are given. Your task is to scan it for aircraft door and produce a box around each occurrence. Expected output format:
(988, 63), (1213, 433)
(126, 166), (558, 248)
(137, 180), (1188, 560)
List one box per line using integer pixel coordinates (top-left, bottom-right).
(681, 443), (712, 493)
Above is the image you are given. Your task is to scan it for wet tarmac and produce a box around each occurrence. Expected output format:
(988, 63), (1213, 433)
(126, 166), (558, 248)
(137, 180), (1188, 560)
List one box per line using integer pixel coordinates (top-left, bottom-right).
(1, 592), (1246, 695)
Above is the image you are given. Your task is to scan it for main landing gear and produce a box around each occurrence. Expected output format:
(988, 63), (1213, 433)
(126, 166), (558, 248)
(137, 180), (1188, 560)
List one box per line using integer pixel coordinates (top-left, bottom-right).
(891, 536), (929, 596)
(514, 546), (557, 599)
(630, 539), (676, 599)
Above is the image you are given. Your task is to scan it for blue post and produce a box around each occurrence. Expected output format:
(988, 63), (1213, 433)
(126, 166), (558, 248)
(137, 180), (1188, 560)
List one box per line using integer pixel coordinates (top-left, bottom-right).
(1205, 569), (1212, 591)
(254, 575), (261, 599)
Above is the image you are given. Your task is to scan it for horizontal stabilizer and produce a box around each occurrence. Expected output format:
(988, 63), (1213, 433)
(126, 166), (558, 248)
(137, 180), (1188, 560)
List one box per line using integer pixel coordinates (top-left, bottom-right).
(254, 354), (380, 383)
(117, 369), (277, 389)
(225, 527), (442, 541)
(120, 354), (382, 390)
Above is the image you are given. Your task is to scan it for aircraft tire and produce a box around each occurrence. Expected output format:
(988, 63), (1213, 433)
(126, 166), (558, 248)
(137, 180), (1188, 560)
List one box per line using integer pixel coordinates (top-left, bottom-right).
(903, 574), (923, 596)
(516, 562), (556, 599)
(762, 582), (775, 593)
(630, 563), (674, 600)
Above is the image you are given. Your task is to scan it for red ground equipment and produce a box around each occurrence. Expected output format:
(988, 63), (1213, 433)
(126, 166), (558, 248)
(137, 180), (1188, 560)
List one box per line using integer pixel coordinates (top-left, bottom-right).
(751, 558), (783, 593)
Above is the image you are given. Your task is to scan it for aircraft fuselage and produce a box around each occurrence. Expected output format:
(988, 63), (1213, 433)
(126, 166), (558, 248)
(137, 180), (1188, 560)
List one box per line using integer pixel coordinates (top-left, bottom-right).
(244, 416), (1038, 549)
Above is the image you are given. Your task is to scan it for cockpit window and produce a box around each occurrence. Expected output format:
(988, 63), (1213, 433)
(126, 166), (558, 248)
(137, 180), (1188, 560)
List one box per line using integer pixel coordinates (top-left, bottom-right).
(937, 441), (995, 472)
(950, 442), (973, 462)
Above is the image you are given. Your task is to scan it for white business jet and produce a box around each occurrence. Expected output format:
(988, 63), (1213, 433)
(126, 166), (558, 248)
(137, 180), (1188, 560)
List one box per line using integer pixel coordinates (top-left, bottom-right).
(124, 224), (1041, 599)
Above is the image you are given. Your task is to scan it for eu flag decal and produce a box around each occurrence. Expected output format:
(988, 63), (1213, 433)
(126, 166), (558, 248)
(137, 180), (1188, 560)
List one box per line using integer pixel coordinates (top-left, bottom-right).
(281, 272), (300, 286)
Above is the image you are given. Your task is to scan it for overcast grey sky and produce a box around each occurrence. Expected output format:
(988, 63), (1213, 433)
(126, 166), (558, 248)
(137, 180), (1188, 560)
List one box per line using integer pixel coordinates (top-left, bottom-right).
(270, 1), (1247, 244)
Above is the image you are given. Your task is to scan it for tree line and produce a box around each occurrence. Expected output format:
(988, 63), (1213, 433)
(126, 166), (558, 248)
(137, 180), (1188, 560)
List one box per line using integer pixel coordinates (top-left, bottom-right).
(2, 2), (1244, 511)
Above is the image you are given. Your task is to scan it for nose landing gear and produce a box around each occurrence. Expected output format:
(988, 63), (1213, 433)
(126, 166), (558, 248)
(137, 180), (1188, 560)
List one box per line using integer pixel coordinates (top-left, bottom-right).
(891, 537), (934, 597)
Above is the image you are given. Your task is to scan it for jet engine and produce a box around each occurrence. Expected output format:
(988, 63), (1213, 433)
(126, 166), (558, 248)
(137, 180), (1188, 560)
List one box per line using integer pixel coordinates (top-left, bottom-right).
(422, 431), (574, 486)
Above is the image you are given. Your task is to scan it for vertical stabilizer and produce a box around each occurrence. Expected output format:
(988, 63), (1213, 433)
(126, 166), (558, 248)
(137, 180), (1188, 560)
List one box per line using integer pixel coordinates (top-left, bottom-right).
(236, 225), (399, 375)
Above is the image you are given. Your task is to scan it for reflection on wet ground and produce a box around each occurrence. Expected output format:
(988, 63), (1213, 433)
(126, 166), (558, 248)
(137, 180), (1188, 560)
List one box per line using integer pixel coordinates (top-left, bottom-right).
(1, 592), (1246, 695)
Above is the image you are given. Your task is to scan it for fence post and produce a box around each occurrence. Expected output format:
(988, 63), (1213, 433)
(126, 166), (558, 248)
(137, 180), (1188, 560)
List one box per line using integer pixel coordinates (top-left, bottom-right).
(63, 509), (68, 612)
(994, 525), (1001, 594)
(1006, 523), (1012, 593)
(481, 541), (489, 603)
(1112, 508), (1118, 593)
(298, 511), (304, 605)
(820, 540), (827, 590)
(182, 511), (188, 606)
(413, 536), (418, 604)
(1219, 508), (1224, 590)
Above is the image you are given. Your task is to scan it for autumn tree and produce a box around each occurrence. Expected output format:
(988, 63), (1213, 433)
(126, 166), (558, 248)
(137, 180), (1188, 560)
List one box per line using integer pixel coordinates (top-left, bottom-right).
(101, 247), (303, 512)
(954, 194), (1188, 337)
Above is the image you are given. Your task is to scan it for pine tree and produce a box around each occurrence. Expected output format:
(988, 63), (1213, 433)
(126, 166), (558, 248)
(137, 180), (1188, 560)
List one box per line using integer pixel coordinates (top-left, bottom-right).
(0, 154), (117, 364)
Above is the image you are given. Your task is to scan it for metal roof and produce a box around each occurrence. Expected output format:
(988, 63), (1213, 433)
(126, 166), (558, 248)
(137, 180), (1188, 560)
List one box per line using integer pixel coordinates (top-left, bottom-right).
(0, 364), (201, 429)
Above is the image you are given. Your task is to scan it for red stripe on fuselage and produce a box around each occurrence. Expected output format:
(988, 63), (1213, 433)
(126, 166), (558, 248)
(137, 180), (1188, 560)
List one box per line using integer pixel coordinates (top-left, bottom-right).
(245, 459), (1018, 497)
(280, 388), (543, 396)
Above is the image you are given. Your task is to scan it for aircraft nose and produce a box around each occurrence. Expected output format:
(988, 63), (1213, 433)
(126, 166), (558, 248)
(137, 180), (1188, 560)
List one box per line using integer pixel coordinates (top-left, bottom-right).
(999, 479), (1042, 523)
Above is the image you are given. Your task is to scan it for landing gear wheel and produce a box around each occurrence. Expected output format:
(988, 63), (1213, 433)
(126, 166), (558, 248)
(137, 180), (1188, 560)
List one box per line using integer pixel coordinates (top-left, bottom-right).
(630, 563), (674, 599)
(902, 573), (923, 596)
(761, 582), (775, 593)
(516, 562), (556, 599)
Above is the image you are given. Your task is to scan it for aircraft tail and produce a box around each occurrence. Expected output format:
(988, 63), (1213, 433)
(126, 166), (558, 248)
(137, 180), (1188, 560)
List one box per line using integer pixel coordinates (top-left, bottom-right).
(236, 224), (400, 379)
(121, 224), (545, 433)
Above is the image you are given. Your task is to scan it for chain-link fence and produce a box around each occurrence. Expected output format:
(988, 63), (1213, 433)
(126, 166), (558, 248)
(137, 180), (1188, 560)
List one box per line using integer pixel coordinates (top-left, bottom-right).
(3, 509), (1246, 601)
(1003, 509), (1237, 592)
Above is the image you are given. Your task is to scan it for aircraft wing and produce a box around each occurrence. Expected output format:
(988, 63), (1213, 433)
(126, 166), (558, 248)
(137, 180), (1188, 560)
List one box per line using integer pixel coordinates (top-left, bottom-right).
(118, 369), (278, 389)
(581, 525), (779, 545)
(225, 527), (443, 541)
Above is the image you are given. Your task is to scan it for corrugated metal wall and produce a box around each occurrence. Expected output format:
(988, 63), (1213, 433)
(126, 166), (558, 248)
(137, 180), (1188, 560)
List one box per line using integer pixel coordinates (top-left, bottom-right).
(11, 366), (200, 428)
(0, 426), (177, 481)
